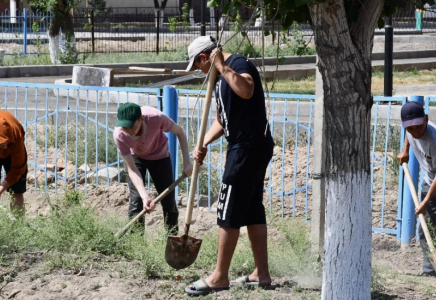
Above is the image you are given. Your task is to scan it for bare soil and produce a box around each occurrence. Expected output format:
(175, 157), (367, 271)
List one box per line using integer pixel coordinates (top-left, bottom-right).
(1, 145), (436, 299)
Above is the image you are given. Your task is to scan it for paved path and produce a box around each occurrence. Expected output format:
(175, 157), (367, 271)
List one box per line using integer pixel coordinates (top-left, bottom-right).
(1, 52), (435, 126)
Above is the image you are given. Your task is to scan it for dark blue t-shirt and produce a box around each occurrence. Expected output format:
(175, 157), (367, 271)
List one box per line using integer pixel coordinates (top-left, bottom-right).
(214, 54), (273, 148)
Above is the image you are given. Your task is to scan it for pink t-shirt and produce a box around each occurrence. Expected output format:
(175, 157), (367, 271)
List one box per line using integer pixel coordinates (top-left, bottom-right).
(113, 106), (175, 160)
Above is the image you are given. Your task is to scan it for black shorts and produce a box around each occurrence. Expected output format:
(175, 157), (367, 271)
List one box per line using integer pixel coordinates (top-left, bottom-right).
(0, 156), (27, 194)
(217, 144), (273, 228)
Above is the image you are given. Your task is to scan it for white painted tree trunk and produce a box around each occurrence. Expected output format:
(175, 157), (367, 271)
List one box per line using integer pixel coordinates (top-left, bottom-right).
(10, 0), (17, 24)
(154, 9), (164, 28)
(189, 9), (195, 26)
(254, 9), (264, 27)
(307, 1), (385, 299)
(322, 173), (372, 300)
(49, 34), (60, 64)
(210, 8), (215, 27)
(49, 30), (77, 65)
(218, 14), (228, 29)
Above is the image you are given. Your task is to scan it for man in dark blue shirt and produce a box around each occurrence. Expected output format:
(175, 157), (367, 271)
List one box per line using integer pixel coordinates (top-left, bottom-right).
(185, 36), (274, 296)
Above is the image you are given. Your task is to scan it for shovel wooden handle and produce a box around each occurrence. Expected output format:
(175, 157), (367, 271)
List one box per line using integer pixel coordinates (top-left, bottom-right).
(402, 162), (436, 267)
(115, 173), (187, 238)
(184, 66), (218, 234)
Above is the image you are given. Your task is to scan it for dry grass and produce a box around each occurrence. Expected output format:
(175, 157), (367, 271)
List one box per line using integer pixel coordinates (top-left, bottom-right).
(372, 69), (436, 95)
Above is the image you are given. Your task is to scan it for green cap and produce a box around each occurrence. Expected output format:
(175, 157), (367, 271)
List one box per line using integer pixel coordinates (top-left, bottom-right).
(116, 103), (142, 128)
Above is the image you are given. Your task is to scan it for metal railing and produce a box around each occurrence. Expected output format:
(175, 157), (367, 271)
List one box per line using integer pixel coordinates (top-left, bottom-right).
(3, 6), (436, 56)
(0, 81), (419, 240)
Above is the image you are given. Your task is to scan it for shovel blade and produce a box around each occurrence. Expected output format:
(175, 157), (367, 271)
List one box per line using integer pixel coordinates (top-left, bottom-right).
(165, 234), (202, 270)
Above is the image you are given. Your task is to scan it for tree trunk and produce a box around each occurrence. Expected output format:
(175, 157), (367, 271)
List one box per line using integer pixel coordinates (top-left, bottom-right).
(49, 13), (77, 64)
(154, 9), (164, 28)
(189, 9), (195, 26)
(10, 0), (17, 24)
(308, 1), (384, 299)
(187, 0), (195, 26)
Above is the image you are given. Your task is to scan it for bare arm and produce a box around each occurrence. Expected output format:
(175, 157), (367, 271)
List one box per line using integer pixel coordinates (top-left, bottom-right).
(211, 49), (254, 100)
(122, 153), (153, 210)
(193, 114), (224, 164)
(397, 133), (410, 164)
(417, 177), (436, 215)
(203, 117), (224, 147)
(0, 180), (9, 196)
(169, 123), (193, 176)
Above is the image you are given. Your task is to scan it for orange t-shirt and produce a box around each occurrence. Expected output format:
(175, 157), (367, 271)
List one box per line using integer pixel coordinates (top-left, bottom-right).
(0, 111), (27, 186)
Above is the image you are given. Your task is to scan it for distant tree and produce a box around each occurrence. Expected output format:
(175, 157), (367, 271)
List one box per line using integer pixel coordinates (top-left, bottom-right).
(29, 0), (81, 64)
(88, 0), (107, 16)
(209, 0), (435, 299)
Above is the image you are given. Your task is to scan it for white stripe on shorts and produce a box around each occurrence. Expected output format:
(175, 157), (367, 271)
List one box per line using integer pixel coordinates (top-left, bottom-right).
(222, 184), (232, 220)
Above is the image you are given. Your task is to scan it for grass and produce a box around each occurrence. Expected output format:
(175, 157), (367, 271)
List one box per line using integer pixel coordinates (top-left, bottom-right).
(3, 40), (315, 67)
(1, 191), (434, 298)
(371, 265), (436, 297)
(0, 191), (320, 286)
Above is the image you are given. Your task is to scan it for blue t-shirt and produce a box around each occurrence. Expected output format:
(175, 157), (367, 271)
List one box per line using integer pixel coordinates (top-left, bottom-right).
(214, 54), (273, 148)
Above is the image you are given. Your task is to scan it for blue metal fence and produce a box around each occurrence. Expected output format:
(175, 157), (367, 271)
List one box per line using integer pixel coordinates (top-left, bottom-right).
(0, 81), (424, 241)
(1, 9), (51, 55)
(0, 81), (161, 194)
(371, 96), (407, 238)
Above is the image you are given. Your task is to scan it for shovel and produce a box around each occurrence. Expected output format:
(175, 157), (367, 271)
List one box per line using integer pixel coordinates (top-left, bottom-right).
(114, 173), (187, 238)
(402, 162), (436, 269)
(165, 65), (218, 269)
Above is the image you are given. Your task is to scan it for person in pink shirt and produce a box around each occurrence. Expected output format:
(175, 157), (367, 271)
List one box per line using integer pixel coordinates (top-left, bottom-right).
(113, 103), (193, 235)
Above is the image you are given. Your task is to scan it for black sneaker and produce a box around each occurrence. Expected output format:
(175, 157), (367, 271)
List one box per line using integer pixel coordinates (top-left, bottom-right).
(420, 271), (436, 277)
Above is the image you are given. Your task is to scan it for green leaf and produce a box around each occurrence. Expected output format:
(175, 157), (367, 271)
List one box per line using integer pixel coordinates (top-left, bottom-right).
(207, 0), (219, 8)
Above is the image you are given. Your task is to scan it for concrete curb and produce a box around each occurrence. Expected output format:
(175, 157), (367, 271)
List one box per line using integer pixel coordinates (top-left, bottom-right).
(1, 49), (436, 79)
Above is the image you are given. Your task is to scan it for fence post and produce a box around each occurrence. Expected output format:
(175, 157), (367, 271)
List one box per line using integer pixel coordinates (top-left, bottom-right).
(400, 95), (423, 249)
(384, 16), (393, 97)
(23, 8), (27, 55)
(156, 10), (160, 55)
(91, 9), (95, 53)
(416, 9), (423, 31)
(163, 86), (178, 180)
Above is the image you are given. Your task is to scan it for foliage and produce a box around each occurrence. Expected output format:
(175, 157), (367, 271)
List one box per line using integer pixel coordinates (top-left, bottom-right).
(181, 3), (190, 28)
(31, 21), (45, 55)
(88, 0), (108, 16)
(223, 36), (261, 58)
(0, 193), (319, 282)
(371, 266), (386, 293)
(208, 0), (435, 31)
(29, 0), (82, 15)
(287, 22), (315, 56)
(169, 3), (190, 32)
(269, 217), (321, 276)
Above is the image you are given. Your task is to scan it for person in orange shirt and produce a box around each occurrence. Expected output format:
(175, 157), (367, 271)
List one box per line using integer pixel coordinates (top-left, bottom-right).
(0, 111), (27, 213)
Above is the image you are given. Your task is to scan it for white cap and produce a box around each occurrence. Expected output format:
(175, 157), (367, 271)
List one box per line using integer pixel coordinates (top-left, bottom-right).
(186, 36), (217, 71)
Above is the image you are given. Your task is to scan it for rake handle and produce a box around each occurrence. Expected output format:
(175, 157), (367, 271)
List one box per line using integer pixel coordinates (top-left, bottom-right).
(402, 162), (436, 268)
(115, 173), (187, 238)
